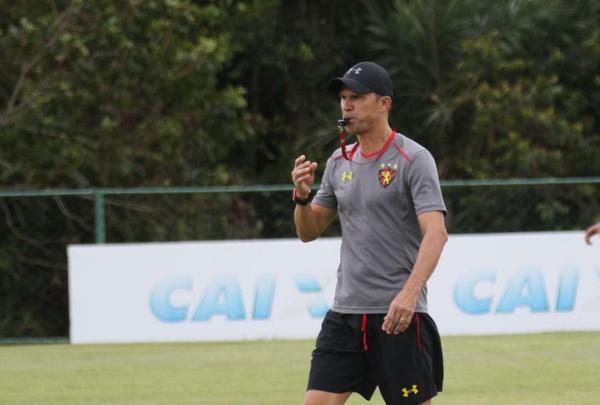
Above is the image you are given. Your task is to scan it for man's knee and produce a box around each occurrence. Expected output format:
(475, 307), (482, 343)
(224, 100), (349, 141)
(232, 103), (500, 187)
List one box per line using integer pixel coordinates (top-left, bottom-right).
(303, 389), (351, 405)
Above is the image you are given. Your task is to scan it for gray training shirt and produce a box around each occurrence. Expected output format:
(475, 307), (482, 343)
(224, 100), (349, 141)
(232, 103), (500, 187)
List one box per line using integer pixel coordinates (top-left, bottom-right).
(312, 131), (446, 314)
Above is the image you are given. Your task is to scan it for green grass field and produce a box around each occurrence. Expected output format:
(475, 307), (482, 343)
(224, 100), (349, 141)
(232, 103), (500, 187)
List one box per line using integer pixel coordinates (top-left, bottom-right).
(1, 332), (599, 404)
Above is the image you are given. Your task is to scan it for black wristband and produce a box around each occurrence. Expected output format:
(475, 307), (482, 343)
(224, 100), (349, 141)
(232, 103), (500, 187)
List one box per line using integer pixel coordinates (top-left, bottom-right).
(292, 189), (313, 206)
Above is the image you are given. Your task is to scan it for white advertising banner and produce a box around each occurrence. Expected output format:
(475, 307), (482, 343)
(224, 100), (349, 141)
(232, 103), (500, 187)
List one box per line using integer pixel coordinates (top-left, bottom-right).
(68, 232), (600, 344)
(431, 232), (600, 335)
(68, 239), (340, 344)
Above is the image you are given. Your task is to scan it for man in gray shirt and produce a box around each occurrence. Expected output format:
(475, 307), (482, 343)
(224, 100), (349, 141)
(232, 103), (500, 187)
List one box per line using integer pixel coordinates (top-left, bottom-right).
(291, 61), (448, 405)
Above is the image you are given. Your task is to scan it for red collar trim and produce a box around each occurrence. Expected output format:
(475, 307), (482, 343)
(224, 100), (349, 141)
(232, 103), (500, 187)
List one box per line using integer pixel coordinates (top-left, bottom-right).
(358, 130), (397, 161)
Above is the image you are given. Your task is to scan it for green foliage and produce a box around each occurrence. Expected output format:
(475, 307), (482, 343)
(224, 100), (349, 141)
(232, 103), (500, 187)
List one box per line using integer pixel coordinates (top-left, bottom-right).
(2, 0), (599, 185)
(222, 0), (366, 180)
(0, 0), (251, 188)
(362, 0), (600, 180)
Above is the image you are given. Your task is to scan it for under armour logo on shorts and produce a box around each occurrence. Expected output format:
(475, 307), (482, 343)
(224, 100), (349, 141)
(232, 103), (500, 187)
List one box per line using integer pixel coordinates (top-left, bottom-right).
(401, 384), (419, 397)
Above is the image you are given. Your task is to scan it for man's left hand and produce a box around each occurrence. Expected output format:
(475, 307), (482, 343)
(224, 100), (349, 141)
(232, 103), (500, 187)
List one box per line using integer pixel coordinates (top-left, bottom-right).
(382, 290), (417, 335)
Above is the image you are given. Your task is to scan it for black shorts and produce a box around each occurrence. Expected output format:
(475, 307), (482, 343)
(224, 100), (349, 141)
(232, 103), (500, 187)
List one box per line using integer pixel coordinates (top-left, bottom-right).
(307, 310), (443, 404)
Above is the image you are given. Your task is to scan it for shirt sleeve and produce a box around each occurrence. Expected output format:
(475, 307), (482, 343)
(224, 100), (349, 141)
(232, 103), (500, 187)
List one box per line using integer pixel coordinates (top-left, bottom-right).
(312, 157), (338, 209)
(407, 150), (446, 215)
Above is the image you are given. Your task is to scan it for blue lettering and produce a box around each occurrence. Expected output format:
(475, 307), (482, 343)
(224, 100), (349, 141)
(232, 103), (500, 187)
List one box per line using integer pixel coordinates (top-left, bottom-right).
(294, 274), (321, 292)
(308, 298), (329, 318)
(150, 273), (336, 322)
(192, 278), (246, 321)
(496, 268), (549, 313)
(294, 274), (329, 318)
(454, 269), (495, 314)
(150, 276), (192, 322)
(253, 275), (276, 319)
(556, 268), (579, 311)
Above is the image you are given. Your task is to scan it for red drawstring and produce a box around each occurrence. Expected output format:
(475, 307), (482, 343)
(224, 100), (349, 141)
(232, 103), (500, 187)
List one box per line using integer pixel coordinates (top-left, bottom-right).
(360, 314), (418, 353)
(361, 313), (368, 351)
(416, 313), (421, 352)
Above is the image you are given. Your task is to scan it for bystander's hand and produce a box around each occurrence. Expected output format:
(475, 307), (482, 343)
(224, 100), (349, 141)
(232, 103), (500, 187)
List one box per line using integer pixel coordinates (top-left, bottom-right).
(585, 221), (600, 245)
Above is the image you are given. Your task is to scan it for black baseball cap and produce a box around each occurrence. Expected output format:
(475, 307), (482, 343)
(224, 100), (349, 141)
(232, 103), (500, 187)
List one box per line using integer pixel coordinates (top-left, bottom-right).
(327, 61), (393, 97)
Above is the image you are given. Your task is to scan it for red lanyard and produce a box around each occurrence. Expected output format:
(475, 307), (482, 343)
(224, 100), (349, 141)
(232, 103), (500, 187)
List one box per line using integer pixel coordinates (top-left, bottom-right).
(339, 130), (396, 162)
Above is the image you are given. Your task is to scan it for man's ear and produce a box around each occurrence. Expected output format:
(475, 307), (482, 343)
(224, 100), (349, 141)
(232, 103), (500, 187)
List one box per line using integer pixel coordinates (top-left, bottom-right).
(379, 95), (392, 111)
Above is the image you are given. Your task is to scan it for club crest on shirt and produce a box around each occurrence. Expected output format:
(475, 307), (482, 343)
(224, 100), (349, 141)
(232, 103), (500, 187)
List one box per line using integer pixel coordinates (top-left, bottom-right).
(378, 163), (398, 187)
(341, 171), (353, 183)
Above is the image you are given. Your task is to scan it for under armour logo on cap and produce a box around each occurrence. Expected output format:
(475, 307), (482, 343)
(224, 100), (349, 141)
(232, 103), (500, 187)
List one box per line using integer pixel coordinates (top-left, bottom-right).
(346, 67), (363, 75)
(328, 61), (393, 97)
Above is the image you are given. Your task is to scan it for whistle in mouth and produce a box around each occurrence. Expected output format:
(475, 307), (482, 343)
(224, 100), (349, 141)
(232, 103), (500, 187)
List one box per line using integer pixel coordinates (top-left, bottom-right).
(337, 118), (350, 127)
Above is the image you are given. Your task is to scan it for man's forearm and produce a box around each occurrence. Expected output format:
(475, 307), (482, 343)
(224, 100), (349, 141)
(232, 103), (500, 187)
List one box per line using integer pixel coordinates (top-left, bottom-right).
(294, 204), (322, 242)
(382, 225), (447, 334)
(294, 202), (337, 243)
(402, 229), (448, 296)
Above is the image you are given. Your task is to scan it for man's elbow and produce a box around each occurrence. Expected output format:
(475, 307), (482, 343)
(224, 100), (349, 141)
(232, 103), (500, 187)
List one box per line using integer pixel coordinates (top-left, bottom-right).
(439, 227), (449, 245)
(426, 225), (448, 246)
(297, 231), (318, 243)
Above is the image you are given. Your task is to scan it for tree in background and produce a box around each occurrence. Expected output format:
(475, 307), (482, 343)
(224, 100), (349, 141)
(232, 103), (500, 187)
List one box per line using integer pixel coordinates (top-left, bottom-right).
(2, 0), (599, 187)
(361, 0), (600, 231)
(0, 0), (252, 188)
(0, 0), (257, 337)
(361, 0), (600, 177)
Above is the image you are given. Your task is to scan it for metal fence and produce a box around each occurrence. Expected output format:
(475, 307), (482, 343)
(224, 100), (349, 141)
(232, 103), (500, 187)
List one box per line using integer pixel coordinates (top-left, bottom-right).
(1, 177), (600, 339)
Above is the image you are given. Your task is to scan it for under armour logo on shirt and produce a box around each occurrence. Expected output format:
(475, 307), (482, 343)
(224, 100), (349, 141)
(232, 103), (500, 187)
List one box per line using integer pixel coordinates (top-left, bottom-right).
(346, 67), (362, 75)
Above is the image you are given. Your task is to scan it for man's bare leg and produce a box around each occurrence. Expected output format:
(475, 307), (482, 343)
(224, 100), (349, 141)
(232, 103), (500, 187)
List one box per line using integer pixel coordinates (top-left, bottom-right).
(304, 390), (434, 404)
(303, 390), (352, 405)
